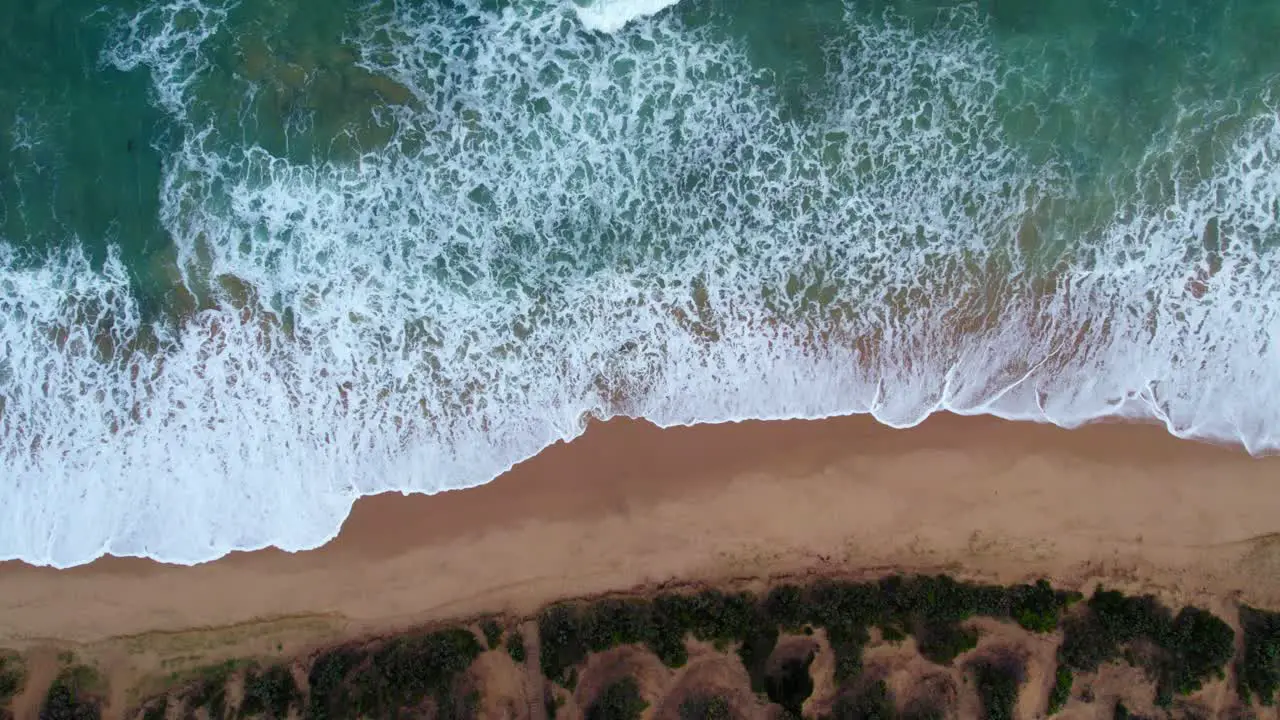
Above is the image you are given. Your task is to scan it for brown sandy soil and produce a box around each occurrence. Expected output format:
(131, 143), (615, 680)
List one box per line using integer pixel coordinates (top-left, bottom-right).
(469, 646), (530, 720)
(2, 413), (1280, 718)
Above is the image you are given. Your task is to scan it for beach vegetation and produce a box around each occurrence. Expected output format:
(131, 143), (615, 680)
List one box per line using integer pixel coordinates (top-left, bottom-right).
(764, 650), (816, 717)
(40, 665), (102, 720)
(306, 627), (481, 719)
(1058, 588), (1232, 705)
(1238, 604), (1280, 705)
(1154, 606), (1233, 704)
(1010, 580), (1073, 633)
(139, 697), (167, 720)
(481, 619), (503, 650)
(586, 676), (647, 720)
(507, 629), (527, 664)
(970, 652), (1024, 720)
(91, 574), (1252, 720)
(678, 694), (732, 720)
(823, 680), (895, 720)
(1046, 665), (1072, 715)
(0, 653), (24, 711)
(764, 585), (808, 631)
(736, 622), (778, 692)
(582, 599), (653, 651)
(239, 663), (301, 719)
(185, 659), (239, 720)
(305, 646), (366, 720)
(539, 604), (589, 685)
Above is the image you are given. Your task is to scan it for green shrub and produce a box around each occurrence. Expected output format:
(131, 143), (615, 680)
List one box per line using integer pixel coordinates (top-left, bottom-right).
(582, 600), (653, 652)
(878, 576), (986, 666)
(661, 591), (758, 645)
(1154, 606), (1233, 705)
(804, 581), (875, 682)
(0, 655), (23, 707)
(507, 630), (527, 664)
(679, 694), (732, 720)
(1060, 588), (1168, 672)
(1090, 589), (1171, 648)
(362, 628), (481, 712)
(737, 623), (779, 692)
(765, 651), (816, 718)
(306, 646), (365, 720)
(1058, 611), (1115, 672)
(540, 604), (588, 685)
(586, 677), (647, 720)
(647, 591), (753, 668)
(971, 654), (1024, 720)
(239, 664), (301, 719)
(765, 585), (809, 631)
(187, 661), (238, 720)
(824, 680), (894, 720)
(806, 581), (880, 643)
(307, 628), (481, 719)
(1046, 665), (1072, 715)
(1057, 589), (1230, 707)
(914, 620), (979, 665)
(1238, 605), (1280, 705)
(1010, 580), (1066, 633)
(481, 619), (503, 650)
(40, 665), (101, 720)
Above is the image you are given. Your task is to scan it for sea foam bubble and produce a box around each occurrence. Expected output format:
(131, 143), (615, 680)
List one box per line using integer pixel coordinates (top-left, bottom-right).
(572, 0), (685, 33)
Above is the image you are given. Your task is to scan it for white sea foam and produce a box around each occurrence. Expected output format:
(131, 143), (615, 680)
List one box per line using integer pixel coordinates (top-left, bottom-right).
(1, 0), (1278, 566)
(572, 0), (685, 33)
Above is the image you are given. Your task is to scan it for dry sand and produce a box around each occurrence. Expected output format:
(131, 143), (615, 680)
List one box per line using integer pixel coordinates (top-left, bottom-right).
(2, 413), (1280, 712)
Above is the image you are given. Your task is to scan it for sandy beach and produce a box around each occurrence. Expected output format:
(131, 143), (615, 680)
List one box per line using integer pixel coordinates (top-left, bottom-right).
(2, 414), (1280, 715)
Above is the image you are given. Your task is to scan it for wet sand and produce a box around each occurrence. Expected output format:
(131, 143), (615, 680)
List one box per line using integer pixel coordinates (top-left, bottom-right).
(2, 412), (1279, 656)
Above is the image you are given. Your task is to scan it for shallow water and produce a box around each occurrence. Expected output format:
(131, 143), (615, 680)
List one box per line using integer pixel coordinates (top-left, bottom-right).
(1, 0), (1278, 566)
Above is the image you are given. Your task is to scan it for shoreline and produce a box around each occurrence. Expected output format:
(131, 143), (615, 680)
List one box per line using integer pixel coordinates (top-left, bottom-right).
(3, 413), (1279, 645)
(4, 412), (1280, 718)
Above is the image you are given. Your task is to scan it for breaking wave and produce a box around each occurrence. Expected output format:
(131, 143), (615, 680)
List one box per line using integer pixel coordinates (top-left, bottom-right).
(1, 0), (1277, 566)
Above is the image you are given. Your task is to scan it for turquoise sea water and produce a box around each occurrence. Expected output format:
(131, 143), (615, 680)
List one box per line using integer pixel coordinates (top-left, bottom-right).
(1, 0), (1278, 566)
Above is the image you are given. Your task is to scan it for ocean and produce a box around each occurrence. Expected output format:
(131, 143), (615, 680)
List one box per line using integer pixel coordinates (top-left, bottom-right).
(1, 0), (1277, 567)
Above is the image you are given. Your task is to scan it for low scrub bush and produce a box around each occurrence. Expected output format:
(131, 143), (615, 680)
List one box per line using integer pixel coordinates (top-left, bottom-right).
(971, 653), (1025, 720)
(306, 647), (365, 720)
(737, 623), (779, 692)
(1238, 604), (1280, 705)
(824, 680), (894, 720)
(1046, 665), (1072, 715)
(765, 651), (816, 718)
(0, 655), (23, 709)
(239, 664), (301, 719)
(679, 694), (732, 720)
(40, 665), (102, 720)
(507, 630), (527, 664)
(481, 619), (503, 650)
(185, 660), (239, 720)
(586, 676), (647, 720)
(1154, 606), (1233, 704)
(307, 628), (481, 719)
(540, 604), (588, 685)
(1059, 588), (1232, 706)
